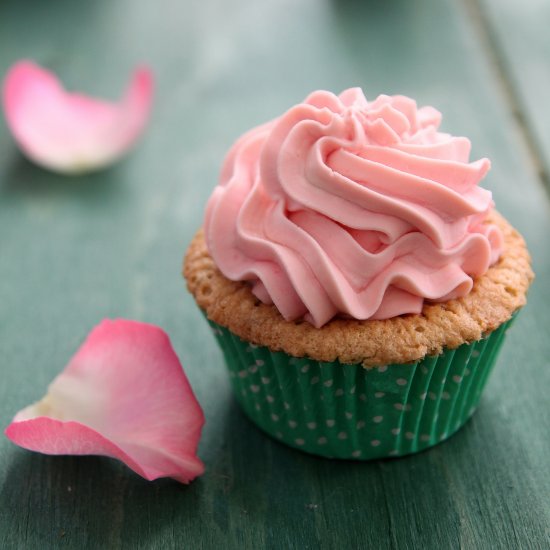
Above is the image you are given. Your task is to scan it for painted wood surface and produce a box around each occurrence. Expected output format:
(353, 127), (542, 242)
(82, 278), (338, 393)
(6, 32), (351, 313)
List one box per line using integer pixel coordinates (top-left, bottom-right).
(0, 0), (548, 548)
(477, 0), (550, 182)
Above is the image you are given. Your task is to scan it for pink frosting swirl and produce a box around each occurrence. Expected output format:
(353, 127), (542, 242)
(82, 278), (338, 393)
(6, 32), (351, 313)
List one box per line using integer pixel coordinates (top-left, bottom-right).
(204, 88), (502, 328)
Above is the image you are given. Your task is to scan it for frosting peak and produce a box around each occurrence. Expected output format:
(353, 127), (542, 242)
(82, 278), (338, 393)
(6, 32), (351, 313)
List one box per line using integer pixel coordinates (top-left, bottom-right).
(204, 88), (502, 327)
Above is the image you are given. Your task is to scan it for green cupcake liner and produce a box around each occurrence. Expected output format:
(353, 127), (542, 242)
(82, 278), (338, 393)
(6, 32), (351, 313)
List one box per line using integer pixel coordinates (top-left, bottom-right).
(207, 314), (517, 459)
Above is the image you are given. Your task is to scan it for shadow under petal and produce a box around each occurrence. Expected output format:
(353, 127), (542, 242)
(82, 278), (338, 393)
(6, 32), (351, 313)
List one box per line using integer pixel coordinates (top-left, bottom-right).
(0, 149), (129, 204)
(0, 448), (203, 548)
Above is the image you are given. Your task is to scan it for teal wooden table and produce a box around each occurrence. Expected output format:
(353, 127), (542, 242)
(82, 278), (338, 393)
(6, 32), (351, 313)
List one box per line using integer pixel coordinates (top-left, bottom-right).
(1, 1), (549, 548)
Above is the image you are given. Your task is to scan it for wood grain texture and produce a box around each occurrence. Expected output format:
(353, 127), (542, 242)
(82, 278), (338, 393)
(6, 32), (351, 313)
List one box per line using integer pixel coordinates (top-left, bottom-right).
(0, 0), (549, 549)
(474, 0), (550, 190)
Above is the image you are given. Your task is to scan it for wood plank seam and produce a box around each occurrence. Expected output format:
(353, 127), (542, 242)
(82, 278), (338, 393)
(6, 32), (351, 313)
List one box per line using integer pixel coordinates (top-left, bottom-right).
(462, 0), (550, 197)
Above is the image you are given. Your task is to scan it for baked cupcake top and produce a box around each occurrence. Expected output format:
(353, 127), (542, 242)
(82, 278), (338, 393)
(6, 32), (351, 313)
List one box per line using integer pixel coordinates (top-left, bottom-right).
(185, 87), (533, 366)
(203, 88), (503, 328)
(185, 211), (532, 367)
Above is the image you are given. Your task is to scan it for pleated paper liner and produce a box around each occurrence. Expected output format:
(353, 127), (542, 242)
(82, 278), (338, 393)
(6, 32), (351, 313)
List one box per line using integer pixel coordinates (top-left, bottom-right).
(207, 314), (516, 459)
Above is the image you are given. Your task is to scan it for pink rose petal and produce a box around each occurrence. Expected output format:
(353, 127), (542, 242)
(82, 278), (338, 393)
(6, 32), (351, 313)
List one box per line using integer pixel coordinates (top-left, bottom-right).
(5, 319), (204, 484)
(2, 61), (153, 174)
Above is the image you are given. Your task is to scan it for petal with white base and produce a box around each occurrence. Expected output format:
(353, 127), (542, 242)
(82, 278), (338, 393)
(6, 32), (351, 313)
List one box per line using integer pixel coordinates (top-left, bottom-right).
(2, 61), (153, 174)
(5, 319), (204, 484)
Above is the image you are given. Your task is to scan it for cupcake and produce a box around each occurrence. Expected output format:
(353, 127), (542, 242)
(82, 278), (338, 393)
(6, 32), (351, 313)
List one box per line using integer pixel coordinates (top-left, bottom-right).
(184, 88), (533, 459)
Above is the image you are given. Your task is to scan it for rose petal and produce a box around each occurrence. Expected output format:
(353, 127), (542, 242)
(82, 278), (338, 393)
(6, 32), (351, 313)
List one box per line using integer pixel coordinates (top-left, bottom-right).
(5, 319), (204, 484)
(2, 61), (153, 174)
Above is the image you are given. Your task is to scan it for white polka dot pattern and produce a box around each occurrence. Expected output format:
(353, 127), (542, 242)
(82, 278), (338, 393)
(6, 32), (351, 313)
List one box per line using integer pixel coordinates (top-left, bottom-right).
(207, 314), (515, 460)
